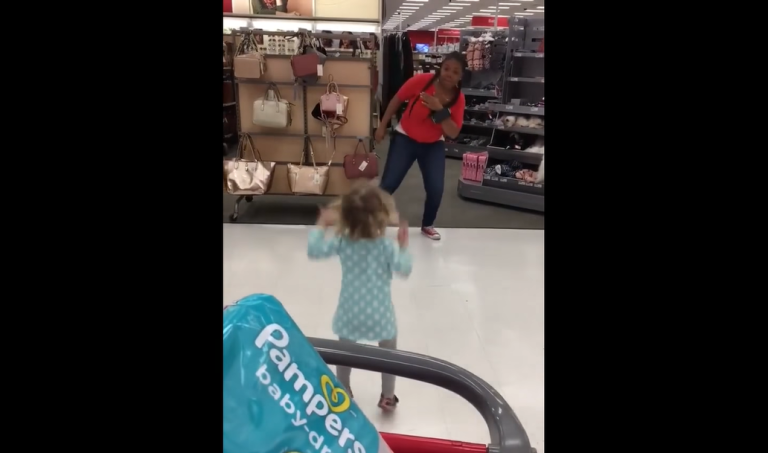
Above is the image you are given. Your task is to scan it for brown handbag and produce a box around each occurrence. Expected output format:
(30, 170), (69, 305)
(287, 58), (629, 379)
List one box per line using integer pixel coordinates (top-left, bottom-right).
(343, 140), (378, 180)
(234, 33), (265, 79)
(287, 137), (334, 195)
(223, 134), (276, 195)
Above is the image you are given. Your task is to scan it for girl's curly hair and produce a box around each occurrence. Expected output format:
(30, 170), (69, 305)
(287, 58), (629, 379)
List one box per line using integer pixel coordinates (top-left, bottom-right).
(327, 181), (398, 240)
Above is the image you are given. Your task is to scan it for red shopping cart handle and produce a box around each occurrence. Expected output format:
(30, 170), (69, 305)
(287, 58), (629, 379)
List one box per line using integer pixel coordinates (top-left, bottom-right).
(309, 337), (534, 453)
(380, 432), (486, 453)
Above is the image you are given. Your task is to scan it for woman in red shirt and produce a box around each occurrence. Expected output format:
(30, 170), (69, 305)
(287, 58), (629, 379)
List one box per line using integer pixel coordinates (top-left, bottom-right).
(374, 52), (466, 241)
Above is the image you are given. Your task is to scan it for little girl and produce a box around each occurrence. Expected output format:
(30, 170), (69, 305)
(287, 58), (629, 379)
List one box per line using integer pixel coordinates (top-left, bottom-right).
(307, 182), (412, 411)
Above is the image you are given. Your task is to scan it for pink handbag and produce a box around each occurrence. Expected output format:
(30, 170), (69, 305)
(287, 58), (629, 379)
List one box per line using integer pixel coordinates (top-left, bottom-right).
(320, 81), (346, 117)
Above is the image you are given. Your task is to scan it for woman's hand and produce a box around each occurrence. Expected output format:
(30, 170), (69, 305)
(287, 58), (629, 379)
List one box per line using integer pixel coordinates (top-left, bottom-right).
(420, 92), (443, 111)
(374, 126), (386, 143)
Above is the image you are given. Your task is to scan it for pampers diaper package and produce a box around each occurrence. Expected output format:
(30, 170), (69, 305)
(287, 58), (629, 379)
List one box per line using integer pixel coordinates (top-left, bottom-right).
(223, 294), (393, 453)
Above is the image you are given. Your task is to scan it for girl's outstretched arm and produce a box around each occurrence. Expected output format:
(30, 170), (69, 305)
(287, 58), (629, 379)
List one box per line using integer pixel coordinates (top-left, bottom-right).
(387, 240), (413, 277)
(307, 228), (341, 259)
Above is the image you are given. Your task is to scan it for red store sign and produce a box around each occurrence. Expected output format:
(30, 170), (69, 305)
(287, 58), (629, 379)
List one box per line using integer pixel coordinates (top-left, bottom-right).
(436, 29), (461, 38)
(470, 16), (509, 28)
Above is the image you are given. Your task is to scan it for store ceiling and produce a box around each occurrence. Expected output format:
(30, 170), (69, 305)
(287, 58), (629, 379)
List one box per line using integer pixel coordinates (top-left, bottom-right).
(382, 0), (545, 31)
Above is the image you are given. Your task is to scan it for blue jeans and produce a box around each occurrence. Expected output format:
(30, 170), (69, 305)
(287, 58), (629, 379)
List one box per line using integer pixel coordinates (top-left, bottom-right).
(380, 132), (445, 227)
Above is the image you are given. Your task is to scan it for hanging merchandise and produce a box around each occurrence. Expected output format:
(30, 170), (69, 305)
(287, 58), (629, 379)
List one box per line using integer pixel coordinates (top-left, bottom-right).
(223, 134), (276, 195)
(343, 139), (378, 180)
(381, 32), (413, 124)
(252, 83), (292, 128)
(287, 137), (334, 195)
(291, 31), (327, 85)
(536, 156), (544, 183)
(318, 78), (350, 148)
(234, 32), (265, 78)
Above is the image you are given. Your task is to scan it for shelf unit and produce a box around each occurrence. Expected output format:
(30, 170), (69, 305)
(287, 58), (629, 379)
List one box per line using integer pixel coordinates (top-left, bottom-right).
(224, 25), (378, 222)
(454, 18), (544, 213)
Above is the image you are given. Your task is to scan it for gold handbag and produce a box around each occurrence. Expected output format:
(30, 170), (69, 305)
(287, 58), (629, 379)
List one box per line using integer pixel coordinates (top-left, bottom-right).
(223, 134), (276, 195)
(287, 137), (335, 195)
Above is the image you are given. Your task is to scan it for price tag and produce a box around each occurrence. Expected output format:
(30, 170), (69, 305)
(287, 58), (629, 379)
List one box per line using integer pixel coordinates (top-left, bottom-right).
(317, 64), (323, 77)
(509, 77), (519, 81)
(321, 125), (327, 137)
(336, 104), (343, 115)
(536, 53), (544, 58)
(505, 105), (515, 110)
(530, 107), (539, 112)
(358, 161), (368, 171)
(541, 78), (544, 83)
(313, 173), (321, 185)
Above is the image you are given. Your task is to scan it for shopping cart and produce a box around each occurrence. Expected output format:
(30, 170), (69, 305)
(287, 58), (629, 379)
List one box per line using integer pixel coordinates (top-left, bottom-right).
(309, 337), (537, 453)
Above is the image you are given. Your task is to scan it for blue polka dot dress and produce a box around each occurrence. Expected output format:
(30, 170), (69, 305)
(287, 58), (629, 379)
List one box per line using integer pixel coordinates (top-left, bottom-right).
(308, 228), (413, 342)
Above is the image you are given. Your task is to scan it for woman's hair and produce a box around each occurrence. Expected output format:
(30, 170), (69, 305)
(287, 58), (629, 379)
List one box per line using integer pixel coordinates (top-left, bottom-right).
(407, 51), (466, 117)
(329, 181), (397, 240)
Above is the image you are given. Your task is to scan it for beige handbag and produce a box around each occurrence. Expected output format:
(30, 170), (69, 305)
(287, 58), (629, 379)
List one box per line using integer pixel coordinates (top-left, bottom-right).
(287, 137), (335, 195)
(234, 33), (265, 78)
(223, 134), (276, 195)
(253, 82), (291, 128)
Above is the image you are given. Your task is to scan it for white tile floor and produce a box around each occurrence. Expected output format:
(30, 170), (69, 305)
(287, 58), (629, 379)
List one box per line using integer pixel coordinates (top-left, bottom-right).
(224, 224), (544, 453)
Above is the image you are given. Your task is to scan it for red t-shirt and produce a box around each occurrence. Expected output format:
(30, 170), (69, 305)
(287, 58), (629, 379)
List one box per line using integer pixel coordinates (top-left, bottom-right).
(396, 73), (466, 143)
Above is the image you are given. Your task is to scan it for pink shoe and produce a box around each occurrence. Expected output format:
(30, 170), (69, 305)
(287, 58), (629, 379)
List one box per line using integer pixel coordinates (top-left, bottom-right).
(421, 227), (441, 240)
(377, 394), (399, 412)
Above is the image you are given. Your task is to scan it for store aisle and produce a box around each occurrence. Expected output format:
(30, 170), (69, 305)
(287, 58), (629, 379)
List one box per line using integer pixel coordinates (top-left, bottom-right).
(224, 224), (544, 453)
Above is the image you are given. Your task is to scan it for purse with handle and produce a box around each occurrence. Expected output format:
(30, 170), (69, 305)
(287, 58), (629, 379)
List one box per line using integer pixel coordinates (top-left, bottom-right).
(287, 137), (335, 195)
(252, 82), (291, 128)
(234, 33), (265, 78)
(343, 139), (378, 180)
(223, 133), (276, 195)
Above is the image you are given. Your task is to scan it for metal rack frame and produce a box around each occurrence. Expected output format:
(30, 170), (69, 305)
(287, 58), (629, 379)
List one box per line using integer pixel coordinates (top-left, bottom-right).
(224, 24), (379, 222)
(453, 18), (545, 213)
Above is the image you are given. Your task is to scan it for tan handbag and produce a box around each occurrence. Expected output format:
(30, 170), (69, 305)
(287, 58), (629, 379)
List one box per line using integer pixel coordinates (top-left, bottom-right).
(287, 137), (335, 195)
(223, 134), (276, 195)
(234, 33), (265, 78)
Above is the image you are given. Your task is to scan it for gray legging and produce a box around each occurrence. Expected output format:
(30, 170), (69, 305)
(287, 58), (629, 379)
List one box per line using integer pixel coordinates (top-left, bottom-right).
(336, 337), (397, 398)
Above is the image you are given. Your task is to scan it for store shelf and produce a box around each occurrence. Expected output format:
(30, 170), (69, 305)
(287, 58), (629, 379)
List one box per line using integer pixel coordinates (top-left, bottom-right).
(457, 179), (544, 212)
(235, 79), (370, 89)
(512, 52), (544, 58)
(483, 174), (544, 196)
(462, 88), (499, 97)
(467, 104), (544, 116)
(462, 121), (545, 136)
(444, 143), (543, 165)
(507, 77), (544, 83)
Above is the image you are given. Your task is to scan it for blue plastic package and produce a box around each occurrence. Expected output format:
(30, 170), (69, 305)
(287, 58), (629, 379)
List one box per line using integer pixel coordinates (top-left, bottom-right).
(224, 294), (393, 453)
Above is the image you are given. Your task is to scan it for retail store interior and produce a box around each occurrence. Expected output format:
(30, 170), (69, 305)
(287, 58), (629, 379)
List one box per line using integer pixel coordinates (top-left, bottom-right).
(223, 1), (544, 452)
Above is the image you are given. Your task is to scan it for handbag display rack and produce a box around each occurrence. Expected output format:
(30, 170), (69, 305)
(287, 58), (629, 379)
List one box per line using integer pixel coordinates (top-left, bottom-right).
(225, 24), (379, 222)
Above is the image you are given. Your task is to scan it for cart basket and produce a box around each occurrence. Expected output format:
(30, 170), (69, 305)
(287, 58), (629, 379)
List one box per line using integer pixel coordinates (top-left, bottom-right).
(309, 337), (536, 453)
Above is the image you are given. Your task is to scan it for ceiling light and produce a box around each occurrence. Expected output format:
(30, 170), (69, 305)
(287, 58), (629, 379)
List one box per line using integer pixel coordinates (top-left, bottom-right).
(437, 10), (454, 13)
(450, 2), (472, 5)
(401, 2), (422, 4)
(531, 10), (544, 13)
(514, 12), (534, 16)
(538, 6), (544, 9)
(480, 9), (496, 12)
(445, 6), (464, 9)
(399, 6), (420, 9)
(499, 2), (521, 4)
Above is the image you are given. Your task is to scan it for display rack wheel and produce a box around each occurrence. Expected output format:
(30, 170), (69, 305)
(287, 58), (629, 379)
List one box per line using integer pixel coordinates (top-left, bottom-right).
(229, 214), (238, 222)
(245, 196), (253, 202)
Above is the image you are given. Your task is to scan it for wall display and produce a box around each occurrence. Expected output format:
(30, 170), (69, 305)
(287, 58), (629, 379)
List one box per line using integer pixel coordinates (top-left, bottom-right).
(223, 25), (378, 221)
(227, 0), (379, 20)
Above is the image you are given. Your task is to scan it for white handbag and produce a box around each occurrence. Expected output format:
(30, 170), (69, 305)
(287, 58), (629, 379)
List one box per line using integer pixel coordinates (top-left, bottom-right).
(252, 82), (291, 128)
